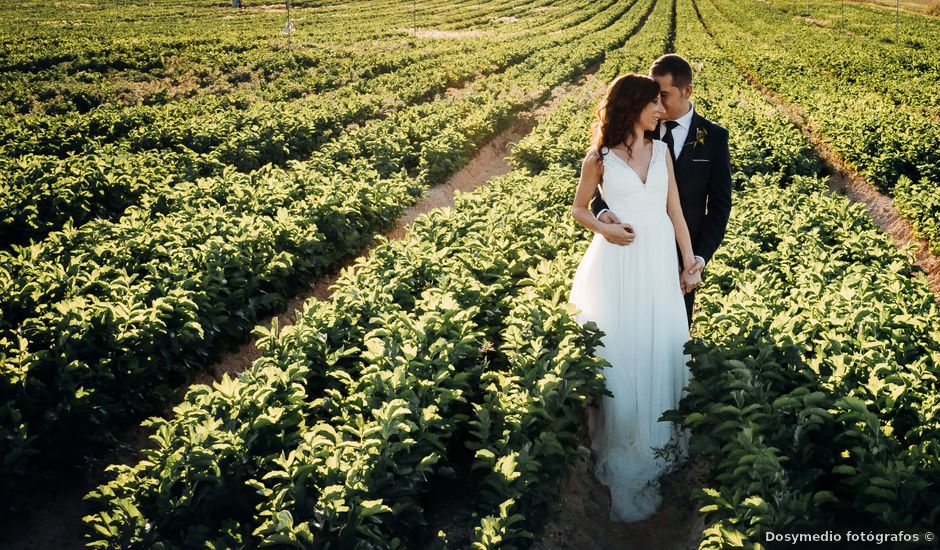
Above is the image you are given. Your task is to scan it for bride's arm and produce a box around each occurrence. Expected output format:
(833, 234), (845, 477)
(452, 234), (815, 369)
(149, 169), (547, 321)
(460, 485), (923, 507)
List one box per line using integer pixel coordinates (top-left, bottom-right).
(572, 150), (631, 244)
(664, 153), (695, 270)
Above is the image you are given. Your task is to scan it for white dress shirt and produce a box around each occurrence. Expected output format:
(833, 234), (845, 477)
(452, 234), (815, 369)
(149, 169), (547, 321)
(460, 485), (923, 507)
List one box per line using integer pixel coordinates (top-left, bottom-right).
(662, 102), (695, 161)
(595, 102), (704, 268)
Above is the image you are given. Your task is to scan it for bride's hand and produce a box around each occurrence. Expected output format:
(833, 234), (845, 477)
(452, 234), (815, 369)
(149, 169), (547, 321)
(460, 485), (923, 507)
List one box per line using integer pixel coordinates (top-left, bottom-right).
(598, 211), (620, 224)
(599, 222), (635, 246)
(680, 267), (702, 294)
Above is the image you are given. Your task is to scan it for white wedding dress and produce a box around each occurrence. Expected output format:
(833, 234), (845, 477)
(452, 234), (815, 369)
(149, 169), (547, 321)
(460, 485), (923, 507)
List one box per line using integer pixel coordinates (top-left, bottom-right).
(569, 139), (692, 523)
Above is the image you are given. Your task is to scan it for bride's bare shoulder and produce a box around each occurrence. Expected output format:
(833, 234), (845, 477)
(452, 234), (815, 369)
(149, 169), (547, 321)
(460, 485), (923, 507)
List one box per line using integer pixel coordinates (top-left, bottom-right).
(581, 148), (604, 182)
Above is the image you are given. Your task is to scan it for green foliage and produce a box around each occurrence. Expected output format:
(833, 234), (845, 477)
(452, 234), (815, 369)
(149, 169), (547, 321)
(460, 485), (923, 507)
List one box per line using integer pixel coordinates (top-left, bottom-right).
(0, 0), (613, 245)
(6, 0), (939, 547)
(1, 0), (661, 518)
(895, 176), (940, 255)
(692, 0), (940, 255)
(80, 164), (613, 548)
(81, 1), (677, 545)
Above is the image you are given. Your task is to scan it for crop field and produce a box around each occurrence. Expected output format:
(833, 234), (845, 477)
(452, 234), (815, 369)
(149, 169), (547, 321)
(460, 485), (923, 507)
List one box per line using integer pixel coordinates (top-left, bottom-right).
(0, 0), (938, 548)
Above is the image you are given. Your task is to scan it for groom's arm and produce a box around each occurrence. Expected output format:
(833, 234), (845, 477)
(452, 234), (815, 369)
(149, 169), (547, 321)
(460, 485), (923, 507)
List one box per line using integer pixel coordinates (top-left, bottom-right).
(589, 186), (610, 219)
(694, 125), (732, 265)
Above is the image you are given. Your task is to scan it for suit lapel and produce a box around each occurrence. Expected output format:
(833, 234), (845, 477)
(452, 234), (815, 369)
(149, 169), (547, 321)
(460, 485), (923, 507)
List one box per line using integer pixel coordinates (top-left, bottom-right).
(675, 112), (701, 179)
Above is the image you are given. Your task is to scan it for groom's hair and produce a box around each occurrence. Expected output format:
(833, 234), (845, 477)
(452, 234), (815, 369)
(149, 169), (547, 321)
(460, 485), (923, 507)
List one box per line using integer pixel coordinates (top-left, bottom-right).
(650, 54), (693, 88)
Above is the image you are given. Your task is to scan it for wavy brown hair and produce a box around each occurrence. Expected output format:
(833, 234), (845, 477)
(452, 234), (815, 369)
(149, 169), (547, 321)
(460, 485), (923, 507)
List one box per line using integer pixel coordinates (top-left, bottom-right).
(588, 74), (660, 163)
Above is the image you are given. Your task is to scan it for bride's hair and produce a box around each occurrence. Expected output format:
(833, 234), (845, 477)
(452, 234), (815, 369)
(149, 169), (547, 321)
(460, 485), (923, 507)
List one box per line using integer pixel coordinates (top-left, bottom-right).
(588, 74), (660, 163)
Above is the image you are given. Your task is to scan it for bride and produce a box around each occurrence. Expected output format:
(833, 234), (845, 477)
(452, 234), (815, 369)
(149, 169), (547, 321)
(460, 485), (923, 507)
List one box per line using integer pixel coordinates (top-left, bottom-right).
(568, 74), (698, 522)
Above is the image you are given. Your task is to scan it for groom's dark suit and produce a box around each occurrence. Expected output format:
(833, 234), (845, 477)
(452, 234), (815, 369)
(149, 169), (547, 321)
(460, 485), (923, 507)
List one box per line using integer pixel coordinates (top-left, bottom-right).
(590, 109), (732, 327)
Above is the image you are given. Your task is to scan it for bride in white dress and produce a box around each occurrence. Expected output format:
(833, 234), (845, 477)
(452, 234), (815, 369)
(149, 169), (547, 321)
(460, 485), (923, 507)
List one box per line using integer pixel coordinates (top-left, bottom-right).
(568, 74), (698, 522)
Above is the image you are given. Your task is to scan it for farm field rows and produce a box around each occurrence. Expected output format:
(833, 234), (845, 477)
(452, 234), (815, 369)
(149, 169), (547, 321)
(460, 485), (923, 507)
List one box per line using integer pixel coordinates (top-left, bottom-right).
(1, 0), (558, 114)
(1, 0), (605, 245)
(81, 0), (676, 545)
(0, 0), (938, 548)
(0, 0), (654, 504)
(766, 0), (940, 46)
(691, 0), (940, 257)
(673, 0), (940, 543)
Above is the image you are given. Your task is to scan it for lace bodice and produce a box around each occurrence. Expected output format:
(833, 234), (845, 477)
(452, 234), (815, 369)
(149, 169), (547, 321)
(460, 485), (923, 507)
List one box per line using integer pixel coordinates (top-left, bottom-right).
(599, 140), (668, 222)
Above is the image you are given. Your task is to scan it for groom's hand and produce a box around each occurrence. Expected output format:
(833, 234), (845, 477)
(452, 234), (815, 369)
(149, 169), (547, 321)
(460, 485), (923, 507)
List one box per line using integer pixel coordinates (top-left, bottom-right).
(600, 222), (635, 246)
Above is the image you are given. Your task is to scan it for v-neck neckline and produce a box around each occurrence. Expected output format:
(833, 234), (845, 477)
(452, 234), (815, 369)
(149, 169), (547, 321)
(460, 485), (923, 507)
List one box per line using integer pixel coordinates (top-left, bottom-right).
(607, 144), (653, 185)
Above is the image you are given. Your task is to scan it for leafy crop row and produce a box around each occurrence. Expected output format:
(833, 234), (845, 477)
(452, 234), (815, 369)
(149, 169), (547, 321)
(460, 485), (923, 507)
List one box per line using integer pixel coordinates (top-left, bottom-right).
(760, 0), (940, 59)
(80, 134), (614, 550)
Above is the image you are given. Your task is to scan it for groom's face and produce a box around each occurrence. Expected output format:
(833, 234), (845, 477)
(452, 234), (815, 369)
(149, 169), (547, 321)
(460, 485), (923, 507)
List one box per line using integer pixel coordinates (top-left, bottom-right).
(652, 74), (692, 121)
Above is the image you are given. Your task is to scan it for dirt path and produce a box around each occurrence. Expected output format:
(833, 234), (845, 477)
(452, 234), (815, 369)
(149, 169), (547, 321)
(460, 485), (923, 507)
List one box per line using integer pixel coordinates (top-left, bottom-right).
(0, 485), (88, 550)
(533, 429), (711, 550)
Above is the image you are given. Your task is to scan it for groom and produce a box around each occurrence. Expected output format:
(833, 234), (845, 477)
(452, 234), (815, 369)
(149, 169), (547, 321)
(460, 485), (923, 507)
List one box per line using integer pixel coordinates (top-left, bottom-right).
(591, 54), (732, 327)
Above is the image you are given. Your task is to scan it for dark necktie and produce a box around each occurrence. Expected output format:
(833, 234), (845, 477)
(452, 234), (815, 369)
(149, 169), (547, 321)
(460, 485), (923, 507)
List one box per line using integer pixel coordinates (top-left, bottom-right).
(662, 120), (680, 162)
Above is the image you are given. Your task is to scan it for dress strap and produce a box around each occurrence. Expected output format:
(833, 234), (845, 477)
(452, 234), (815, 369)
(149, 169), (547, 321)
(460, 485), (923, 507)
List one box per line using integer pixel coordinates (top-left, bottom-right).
(655, 139), (671, 168)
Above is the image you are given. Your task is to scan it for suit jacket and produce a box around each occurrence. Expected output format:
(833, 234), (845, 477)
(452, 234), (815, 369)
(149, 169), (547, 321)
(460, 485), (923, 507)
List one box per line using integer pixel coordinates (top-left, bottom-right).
(590, 111), (732, 266)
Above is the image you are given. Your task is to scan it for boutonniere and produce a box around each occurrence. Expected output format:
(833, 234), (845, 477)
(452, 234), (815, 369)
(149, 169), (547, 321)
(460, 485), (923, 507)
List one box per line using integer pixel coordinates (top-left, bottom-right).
(694, 127), (708, 148)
